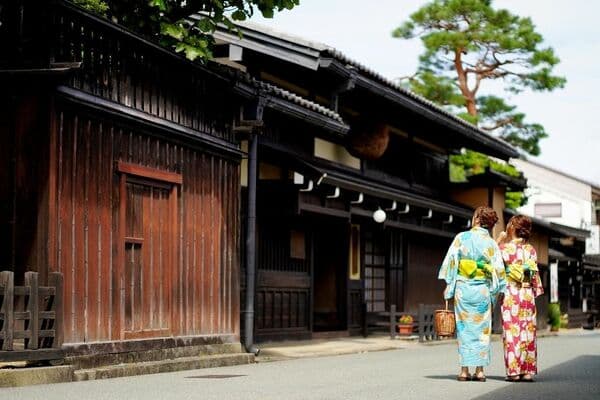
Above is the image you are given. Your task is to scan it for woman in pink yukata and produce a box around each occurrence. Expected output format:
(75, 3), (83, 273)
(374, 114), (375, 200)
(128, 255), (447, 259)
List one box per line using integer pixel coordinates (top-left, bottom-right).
(497, 215), (543, 382)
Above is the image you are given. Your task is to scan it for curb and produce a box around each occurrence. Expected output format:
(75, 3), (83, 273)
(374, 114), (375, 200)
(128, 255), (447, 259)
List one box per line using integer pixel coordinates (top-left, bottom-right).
(74, 353), (254, 381)
(0, 366), (74, 388)
(0, 353), (254, 387)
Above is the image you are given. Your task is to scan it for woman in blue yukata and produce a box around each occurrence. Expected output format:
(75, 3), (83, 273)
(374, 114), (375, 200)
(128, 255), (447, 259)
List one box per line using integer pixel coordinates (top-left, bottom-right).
(438, 206), (507, 382)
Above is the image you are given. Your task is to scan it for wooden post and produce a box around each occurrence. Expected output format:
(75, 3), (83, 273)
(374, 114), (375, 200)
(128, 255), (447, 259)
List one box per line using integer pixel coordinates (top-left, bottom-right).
(361, 302), (368, 338)
(48, 272), (64, 348)
(418, 303), (425, 343)
(390, 304), (396, 339)
(24, 272), (40, 349)
(0, 274), (4, 347)
(1, 271), (14, 350)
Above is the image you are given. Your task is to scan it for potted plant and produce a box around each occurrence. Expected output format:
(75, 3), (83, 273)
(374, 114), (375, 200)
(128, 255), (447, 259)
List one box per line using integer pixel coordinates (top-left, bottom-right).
(560, 313), (569, 329)
(398, 314), (414, 335)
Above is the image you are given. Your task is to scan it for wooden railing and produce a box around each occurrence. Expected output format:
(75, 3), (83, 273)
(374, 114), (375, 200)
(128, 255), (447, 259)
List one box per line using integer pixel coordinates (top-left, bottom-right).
(363, 303), (454, 342)
(417, 303), (443, 342)
(584, 296), (600, 329)
(365, 304), (412, 339)
(0, 271), (64, 362)
(51, 0), (237, 144)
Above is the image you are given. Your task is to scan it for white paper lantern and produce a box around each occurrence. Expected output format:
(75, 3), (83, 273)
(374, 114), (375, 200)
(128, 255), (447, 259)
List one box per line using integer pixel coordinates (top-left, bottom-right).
(373, 208), (386, 223)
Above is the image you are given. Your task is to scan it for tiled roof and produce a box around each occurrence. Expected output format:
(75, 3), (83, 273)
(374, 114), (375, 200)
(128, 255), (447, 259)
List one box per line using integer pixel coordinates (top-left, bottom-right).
(218, 20), (518, 157)
(505, 208), (590, 240)
(248, 76), (345, 124)
(584, 254), (600, 267)
(213, 63), (346, 125)
(321, 48), (515, 146)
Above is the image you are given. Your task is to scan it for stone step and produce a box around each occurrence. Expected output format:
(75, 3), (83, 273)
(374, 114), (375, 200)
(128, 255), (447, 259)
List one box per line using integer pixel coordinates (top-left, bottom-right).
(0, 366), (74, 388)
(66, 343), (244, 369)
(73, 353), (254, 381)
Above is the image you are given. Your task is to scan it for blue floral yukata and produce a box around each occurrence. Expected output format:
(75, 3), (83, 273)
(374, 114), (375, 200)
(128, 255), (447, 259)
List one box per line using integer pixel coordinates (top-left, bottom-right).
(438, 227), (506, 367)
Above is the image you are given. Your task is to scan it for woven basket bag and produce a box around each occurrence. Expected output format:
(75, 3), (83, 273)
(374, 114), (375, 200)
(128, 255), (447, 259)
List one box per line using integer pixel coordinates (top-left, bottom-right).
(434, 301), (456, 337)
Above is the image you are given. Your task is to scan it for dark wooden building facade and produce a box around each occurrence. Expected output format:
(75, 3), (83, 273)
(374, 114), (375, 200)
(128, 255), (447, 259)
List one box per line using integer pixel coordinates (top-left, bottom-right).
(212, 22), (520, 341)
(2, 1), (528, 355)
(0, 1), (348, 354)
(1, 1), (241, 348)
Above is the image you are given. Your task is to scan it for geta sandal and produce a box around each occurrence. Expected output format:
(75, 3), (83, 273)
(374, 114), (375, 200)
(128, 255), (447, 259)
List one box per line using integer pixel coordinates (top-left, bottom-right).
(457, 373), (471, 382)
(473, 373), (486, 382)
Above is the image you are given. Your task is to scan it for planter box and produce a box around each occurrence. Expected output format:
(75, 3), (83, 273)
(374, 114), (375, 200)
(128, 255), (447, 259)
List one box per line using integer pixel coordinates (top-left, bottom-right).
(397, 324), (414, 336)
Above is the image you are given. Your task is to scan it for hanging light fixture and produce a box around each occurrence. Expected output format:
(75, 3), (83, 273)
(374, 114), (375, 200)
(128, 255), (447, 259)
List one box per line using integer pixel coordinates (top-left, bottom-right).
(373, 207), (386, 223)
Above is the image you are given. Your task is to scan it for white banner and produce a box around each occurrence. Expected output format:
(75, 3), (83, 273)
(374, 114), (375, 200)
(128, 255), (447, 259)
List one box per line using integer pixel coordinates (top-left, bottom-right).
(550, 261), (559, 303)
(586, 225), (600, 254)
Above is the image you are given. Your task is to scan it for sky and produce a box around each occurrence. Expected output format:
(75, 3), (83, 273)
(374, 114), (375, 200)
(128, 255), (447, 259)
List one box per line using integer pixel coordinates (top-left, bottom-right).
(249, 0), (600, 186)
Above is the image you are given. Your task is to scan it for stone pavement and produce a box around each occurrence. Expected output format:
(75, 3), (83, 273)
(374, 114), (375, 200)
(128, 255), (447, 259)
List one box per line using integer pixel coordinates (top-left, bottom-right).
(256, 329), (561, 361)
(256, 334), (418, 361)
(2, 329), (597, 400)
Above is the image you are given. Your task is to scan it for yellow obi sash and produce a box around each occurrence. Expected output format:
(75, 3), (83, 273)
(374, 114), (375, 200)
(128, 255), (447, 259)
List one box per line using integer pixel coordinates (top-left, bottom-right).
(506, 260), (538, 283)
(458, 259), (493, 280)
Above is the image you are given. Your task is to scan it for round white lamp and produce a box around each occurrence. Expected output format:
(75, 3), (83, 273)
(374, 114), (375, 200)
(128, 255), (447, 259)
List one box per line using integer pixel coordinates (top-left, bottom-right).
(373, 207), (386, 223)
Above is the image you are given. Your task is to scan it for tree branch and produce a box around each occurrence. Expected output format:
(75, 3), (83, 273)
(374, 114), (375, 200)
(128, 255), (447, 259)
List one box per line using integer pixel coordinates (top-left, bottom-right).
(481, 117), (515, 131)
(396, 72), (419, 82)
(472, 74), (483, 97)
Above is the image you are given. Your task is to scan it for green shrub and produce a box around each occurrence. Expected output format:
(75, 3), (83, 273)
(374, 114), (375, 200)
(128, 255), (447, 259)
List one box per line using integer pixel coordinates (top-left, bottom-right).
(548, 302), (561, 330)
(71, 0), (109, 16)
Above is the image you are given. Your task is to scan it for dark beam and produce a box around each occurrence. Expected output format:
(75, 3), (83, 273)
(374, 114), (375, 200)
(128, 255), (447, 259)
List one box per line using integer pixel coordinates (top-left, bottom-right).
(233, 81), (349, 135)
(55, 85), (243, 160)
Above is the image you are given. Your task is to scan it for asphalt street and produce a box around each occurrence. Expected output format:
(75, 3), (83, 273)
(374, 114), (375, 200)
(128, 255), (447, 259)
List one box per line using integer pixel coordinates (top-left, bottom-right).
(2, 331), (599, 400)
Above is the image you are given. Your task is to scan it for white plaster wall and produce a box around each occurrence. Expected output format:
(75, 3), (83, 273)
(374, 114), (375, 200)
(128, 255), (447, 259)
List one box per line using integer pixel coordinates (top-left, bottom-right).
(512, 159), (593, 228)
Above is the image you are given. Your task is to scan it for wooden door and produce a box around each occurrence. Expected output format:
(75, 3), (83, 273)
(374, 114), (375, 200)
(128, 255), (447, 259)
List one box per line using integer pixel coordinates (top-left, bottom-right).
(347, 224), (363, 334)
(122, 180), (172, 338)
(312, 221), (348, 332)
(387, 230), (405, 312)
(364, 229), (386, 313)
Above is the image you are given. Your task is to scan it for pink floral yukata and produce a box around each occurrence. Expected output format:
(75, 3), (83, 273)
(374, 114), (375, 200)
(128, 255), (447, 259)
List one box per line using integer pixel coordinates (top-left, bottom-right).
(499, 239), (544, 377)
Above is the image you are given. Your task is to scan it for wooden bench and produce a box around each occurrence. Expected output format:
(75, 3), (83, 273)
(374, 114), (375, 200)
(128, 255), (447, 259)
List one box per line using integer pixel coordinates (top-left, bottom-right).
(0, 271), (64, 363)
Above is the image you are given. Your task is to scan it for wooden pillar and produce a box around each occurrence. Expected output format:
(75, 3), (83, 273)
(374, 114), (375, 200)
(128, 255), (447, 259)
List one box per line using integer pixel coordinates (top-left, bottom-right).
(48, 272), (64, 348)
(0, 271), (15, 350)
(24, 271), (39, 349)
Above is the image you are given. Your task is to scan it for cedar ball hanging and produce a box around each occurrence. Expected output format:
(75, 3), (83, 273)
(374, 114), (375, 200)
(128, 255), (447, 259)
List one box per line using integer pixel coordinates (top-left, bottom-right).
(347, 123), (390, 160)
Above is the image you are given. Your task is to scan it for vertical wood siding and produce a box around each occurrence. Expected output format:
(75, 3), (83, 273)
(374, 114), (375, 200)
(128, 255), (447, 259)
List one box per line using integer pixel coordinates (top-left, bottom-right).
(52, 5), (236, 144)
(0, 95), (51, 283)
(405, 235), (449, 313)
(51, 107), (240, 344)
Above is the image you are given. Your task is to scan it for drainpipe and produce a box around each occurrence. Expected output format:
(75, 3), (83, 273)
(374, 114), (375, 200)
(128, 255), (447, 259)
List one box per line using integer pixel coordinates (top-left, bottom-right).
(243, 97), (266, 356)
(244, 132), (260, 355)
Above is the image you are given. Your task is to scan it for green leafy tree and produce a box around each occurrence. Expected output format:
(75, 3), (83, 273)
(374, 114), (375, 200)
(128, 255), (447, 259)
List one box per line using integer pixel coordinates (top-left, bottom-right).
(393, 0), (565, 209)
(449, 150), (527, 209)
(71, 0), (299, 61)
(393, 0), (565, 156)
(72, 0), (109, 15)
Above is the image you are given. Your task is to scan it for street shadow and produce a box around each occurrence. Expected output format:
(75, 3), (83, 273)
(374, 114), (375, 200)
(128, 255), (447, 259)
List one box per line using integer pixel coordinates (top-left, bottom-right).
(425, 375), (505, 382)
(185, 374), (247, 379)
(471, 355), (600, 400)
(479, 375), (506, 382)
(424, 375), (458, 381)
